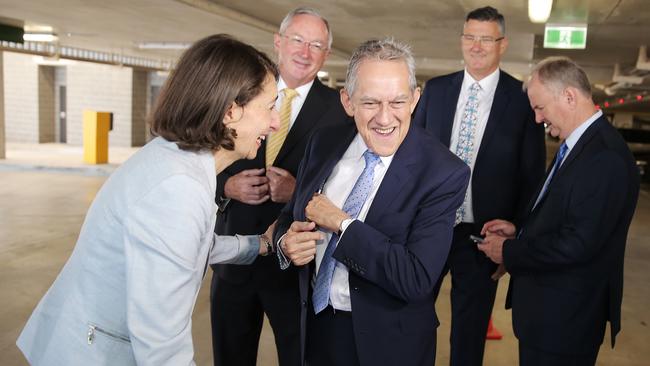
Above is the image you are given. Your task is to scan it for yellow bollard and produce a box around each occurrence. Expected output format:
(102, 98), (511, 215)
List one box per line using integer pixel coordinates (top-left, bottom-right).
(83, 111), (110, 164)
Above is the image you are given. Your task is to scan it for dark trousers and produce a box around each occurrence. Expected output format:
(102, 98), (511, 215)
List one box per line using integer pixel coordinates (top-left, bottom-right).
(519, 343), (599, 366)
(433, 223), (499, 366)
(306, 306), (360, 366)
(210, 275), (301, 366)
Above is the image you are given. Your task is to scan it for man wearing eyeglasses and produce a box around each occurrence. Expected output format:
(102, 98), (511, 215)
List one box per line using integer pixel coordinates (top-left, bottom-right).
(210, 7), (346, 366)
(413, 6), (546, 366)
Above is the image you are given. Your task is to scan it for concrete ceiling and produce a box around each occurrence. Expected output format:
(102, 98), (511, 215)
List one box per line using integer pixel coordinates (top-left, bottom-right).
(0, 0), (649, 107)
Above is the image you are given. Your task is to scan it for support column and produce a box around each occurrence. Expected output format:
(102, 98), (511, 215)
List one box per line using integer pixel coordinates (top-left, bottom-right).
(0, 52), (5, 159)
(38, 65), (55, 142)
(131, 69), (147, 146)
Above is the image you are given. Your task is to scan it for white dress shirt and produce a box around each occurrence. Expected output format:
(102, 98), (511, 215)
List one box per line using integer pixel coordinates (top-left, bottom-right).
(563, 110), (603, 160)
(277, 77), (314, 129)
(313, 134), (393, 311)
(449, 68), (500, 223)
(532, 110), (603, 210)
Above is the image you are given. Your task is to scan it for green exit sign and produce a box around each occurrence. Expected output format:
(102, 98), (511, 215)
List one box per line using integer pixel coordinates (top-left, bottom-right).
(544, 25), (587, 49)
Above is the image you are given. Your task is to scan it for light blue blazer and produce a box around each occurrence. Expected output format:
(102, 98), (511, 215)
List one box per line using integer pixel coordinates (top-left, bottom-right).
(17, 137), (259, 365)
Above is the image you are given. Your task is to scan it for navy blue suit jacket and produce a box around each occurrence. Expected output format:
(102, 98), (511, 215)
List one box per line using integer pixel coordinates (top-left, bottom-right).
(275, 120), (470, 366)
(413, 70), (546, 226)
(504, 115), (640, 355)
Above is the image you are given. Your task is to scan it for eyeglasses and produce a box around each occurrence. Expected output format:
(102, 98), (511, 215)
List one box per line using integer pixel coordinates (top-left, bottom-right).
(280, 34), (328, 53)
(461, 34), (504, 46)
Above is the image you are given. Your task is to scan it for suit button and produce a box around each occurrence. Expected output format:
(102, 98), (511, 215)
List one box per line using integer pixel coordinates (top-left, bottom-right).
(353, 287), (359, 291)
(301, 300), (307, 307)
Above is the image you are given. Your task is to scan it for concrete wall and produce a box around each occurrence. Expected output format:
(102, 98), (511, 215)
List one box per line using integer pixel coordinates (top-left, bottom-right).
(3, 52), (40, 143)
(3, 52), (154, 148)
(66, 62), (134, 147)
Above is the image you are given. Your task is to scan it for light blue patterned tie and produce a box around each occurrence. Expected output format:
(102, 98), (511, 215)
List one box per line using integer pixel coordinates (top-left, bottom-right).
(312, 150), (381, 314)
(532, 142), (568, 210)
(455, 82), (481, 224)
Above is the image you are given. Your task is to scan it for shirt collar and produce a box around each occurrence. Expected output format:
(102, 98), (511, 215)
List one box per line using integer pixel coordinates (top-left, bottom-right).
(462, 68), (500, 94)
(277, 77), (314, 98)
(564, 110), (603, 150)
(347, 134), (394, 167)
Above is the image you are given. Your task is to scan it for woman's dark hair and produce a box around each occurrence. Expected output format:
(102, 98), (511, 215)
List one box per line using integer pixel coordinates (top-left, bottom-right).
(150, 34), (278, 152)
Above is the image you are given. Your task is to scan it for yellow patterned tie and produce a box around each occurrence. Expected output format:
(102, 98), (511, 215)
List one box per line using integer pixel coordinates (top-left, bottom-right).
(266, 88), (298, 167)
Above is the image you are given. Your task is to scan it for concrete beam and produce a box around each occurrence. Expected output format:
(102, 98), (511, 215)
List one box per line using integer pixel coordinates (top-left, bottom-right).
(175, 0), (350, 59)
(0, 51), (5, 159)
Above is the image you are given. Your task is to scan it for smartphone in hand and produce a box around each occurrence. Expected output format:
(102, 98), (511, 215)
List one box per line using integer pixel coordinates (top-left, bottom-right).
(469, 234), (485, 244)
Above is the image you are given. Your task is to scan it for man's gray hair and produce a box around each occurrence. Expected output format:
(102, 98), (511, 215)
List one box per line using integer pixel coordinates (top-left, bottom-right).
(344, 37), (417, 96)
(524, 56), (592, 97)
(279, 7), (333, 49)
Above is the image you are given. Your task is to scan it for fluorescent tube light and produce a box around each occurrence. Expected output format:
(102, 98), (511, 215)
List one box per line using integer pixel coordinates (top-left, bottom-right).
(136, 42), (191, 50)
(23, 33), (58, 42)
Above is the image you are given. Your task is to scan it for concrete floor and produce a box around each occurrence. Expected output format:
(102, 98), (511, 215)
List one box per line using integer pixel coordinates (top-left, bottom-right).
(1, 142), (649, 365)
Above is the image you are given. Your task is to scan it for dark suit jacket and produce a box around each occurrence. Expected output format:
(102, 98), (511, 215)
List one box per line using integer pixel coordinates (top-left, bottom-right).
(274, 120), (470, 366)
(503, 115), (640, 355)
(413, 70), (546, 226)
(213, 79), (346, 285)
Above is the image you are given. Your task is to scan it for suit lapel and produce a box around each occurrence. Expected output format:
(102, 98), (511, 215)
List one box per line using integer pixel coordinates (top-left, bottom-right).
(365, 128), (419, 223)
(555, 116), (605, 175)
(274, 79), (333, 166)
(295, 121), (357, 222)
(527, 116), (606, 214)
(475, 72), (509, 162)
(441, 72), (463, 147)
(524, 156), (556, 214)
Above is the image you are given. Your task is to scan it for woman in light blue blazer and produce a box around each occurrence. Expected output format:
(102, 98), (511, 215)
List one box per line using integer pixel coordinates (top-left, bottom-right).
(17, 34), (280, 365)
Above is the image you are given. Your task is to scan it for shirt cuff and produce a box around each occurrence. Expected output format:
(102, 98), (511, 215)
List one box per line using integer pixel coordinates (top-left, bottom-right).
(209, 234), (259, 265)
(276, 233), (291, 270)
(339, 218), (355, 236)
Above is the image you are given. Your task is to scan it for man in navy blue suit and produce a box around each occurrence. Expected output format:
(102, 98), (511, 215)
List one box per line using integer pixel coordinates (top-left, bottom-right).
(273, 38), (470, 366)
(413, 6), (546, 365)
(479, 57), (640, 366)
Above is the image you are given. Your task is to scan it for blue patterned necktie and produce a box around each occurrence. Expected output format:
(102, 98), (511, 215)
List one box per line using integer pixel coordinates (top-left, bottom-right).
(454, 82), (481, 224)
(312, 150), (381, 314)
(532, 142), (569, 210)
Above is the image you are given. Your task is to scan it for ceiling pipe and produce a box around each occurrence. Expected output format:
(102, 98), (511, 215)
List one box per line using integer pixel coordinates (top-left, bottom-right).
(636, 45), (650, 71)
(612, 63), (645, 84)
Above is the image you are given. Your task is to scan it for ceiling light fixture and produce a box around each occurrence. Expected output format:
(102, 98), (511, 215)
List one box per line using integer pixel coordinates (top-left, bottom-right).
(136, 42), (191, 50)
(23, 33), (58, 42)
(528, 0), (553, 23)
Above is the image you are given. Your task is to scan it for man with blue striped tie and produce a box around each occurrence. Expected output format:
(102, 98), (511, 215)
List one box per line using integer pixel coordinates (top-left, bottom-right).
(273, 38), (470, 366)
